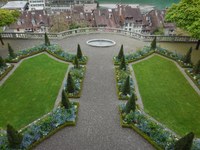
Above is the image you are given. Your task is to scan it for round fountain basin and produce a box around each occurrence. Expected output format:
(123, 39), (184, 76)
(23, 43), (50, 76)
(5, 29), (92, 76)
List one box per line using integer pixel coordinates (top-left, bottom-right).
(86, 39), (116, 47)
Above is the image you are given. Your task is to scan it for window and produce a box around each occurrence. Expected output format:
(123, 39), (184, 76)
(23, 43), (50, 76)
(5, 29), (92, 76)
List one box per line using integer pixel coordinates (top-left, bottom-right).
(129, 23), (132, 26)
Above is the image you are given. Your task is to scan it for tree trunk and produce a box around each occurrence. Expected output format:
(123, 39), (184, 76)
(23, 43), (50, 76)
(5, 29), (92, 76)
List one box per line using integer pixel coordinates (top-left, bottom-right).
(196, 40), (200, 50)
(0, 34), (4, 45)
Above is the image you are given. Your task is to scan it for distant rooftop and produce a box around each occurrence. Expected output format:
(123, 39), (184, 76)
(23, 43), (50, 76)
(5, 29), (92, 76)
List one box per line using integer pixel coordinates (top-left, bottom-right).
(1, 1), (27, 10)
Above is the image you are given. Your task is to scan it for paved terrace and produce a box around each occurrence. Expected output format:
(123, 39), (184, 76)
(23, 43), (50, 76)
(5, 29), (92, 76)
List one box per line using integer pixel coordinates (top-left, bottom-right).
(0, 34), (199, 150)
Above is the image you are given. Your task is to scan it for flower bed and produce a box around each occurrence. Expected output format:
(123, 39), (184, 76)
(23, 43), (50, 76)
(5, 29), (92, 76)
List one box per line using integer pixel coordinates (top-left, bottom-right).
(115, 66), (134, 100)
(64, 66), (86, 98)
(6, 44), (88, 64)
(0, 64), (14, 81)
(119, 103), (200, 150)
(119, 104), (175, 149)
(186, 69), (200, 90)
(113, 46), (154, 65)
(0, 102), (79, 149)
(113, 46), (193, 68)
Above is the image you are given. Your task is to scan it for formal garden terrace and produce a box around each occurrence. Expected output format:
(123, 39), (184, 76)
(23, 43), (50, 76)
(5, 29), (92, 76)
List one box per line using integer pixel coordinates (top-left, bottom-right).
(0, 33), (200, 149)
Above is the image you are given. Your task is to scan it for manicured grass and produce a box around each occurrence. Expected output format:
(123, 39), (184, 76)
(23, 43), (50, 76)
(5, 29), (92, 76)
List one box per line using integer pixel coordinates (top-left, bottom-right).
(0, 54), (68, 129)
(133, 55), (200, 137)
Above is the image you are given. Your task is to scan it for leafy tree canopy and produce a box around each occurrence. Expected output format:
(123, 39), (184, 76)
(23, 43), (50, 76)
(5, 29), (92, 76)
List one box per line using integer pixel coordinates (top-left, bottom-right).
(165, 0), (200, 39)
(0, 9), (20, 27)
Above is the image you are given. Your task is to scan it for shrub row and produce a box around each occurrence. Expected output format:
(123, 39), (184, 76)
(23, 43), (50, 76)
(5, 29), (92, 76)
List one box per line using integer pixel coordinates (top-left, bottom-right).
(0, 102), (79, 149)
(113, 46), (193, 68)
(6, 44), (88, 65)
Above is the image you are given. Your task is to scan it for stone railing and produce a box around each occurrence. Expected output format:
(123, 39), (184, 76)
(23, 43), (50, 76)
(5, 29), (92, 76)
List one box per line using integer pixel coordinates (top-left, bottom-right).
(0, 27), (198, 42)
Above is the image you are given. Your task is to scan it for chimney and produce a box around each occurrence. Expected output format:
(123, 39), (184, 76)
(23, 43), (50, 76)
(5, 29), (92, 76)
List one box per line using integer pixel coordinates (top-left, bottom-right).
(119, 6), (122, 16)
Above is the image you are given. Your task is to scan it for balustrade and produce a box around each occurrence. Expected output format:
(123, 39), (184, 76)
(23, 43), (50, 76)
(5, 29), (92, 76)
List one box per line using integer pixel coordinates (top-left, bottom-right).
(0, 27), (198, 42)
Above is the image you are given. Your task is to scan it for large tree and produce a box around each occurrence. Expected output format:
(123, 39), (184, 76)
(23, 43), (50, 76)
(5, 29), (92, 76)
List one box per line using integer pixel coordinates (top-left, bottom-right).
(0, 9), (20, 45)
(0, 9), (20, 27)
(165, 0), (200, 50)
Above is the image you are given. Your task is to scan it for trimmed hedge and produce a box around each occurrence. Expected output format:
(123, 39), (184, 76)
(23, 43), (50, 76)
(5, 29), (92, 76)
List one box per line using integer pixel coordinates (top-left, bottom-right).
(0, 65), (14, 81)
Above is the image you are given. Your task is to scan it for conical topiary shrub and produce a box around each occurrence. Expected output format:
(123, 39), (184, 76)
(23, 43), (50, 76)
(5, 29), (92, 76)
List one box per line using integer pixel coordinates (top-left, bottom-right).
(61, 90), (70, 109)
(44, 32), (50, 46)
(174, 132), (194, 150)
(74, 56), (79, 68)
(8, 43), (16, 59)
(118, 44), (124, 60)
(66, 73), (75, 93)
(122, 76), (130, 96)
(7, 124), (23, 149)
(119, 55), (126, 70)
(193, 60), (200, 74)
(125, 93), (136, 114)
(183, 47), (192, 64)
(151, 37), (156, 50)
(77, 44), (83, 59)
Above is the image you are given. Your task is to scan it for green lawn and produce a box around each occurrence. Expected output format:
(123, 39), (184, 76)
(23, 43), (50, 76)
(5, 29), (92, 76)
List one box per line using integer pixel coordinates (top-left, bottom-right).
(133, 55), (200, 137)
(0, 54), (68, 129)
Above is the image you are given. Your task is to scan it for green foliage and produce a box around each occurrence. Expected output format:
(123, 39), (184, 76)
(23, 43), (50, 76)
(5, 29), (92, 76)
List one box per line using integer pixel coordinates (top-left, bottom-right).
(183, 47), (192, 64)
(151, 37), (157, 50)
(193, 60), (200, 74)
(0, 9), (20, 27)
(122, 76), (130, 95)
(165, 0), (200, 39)
(125, 94), (136, 114)
(153, 27), (164, 35)
(7, 124), (23, 149)
(7, 43), (16, 59)
(61, 90), (70, 109)
(174, 132), (194, 150)
(44, 33), (50, 46)
(74, 56), (79, 68)
(0, 56), (6, 67)
(77, 44), (83, 59)
(118, 44), (124, 60)
(119, 56), (126, 70)
(66, 73), (75, 93)
(69, 22), (81, 30)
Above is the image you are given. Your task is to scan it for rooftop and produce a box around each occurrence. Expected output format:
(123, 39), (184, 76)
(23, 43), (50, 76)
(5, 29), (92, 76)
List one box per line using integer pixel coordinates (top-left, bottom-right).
(1, 1), (27, 9)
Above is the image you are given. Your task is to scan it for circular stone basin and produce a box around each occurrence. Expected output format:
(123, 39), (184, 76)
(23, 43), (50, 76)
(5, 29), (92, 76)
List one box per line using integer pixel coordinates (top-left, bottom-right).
(86, 39), (116, 47)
